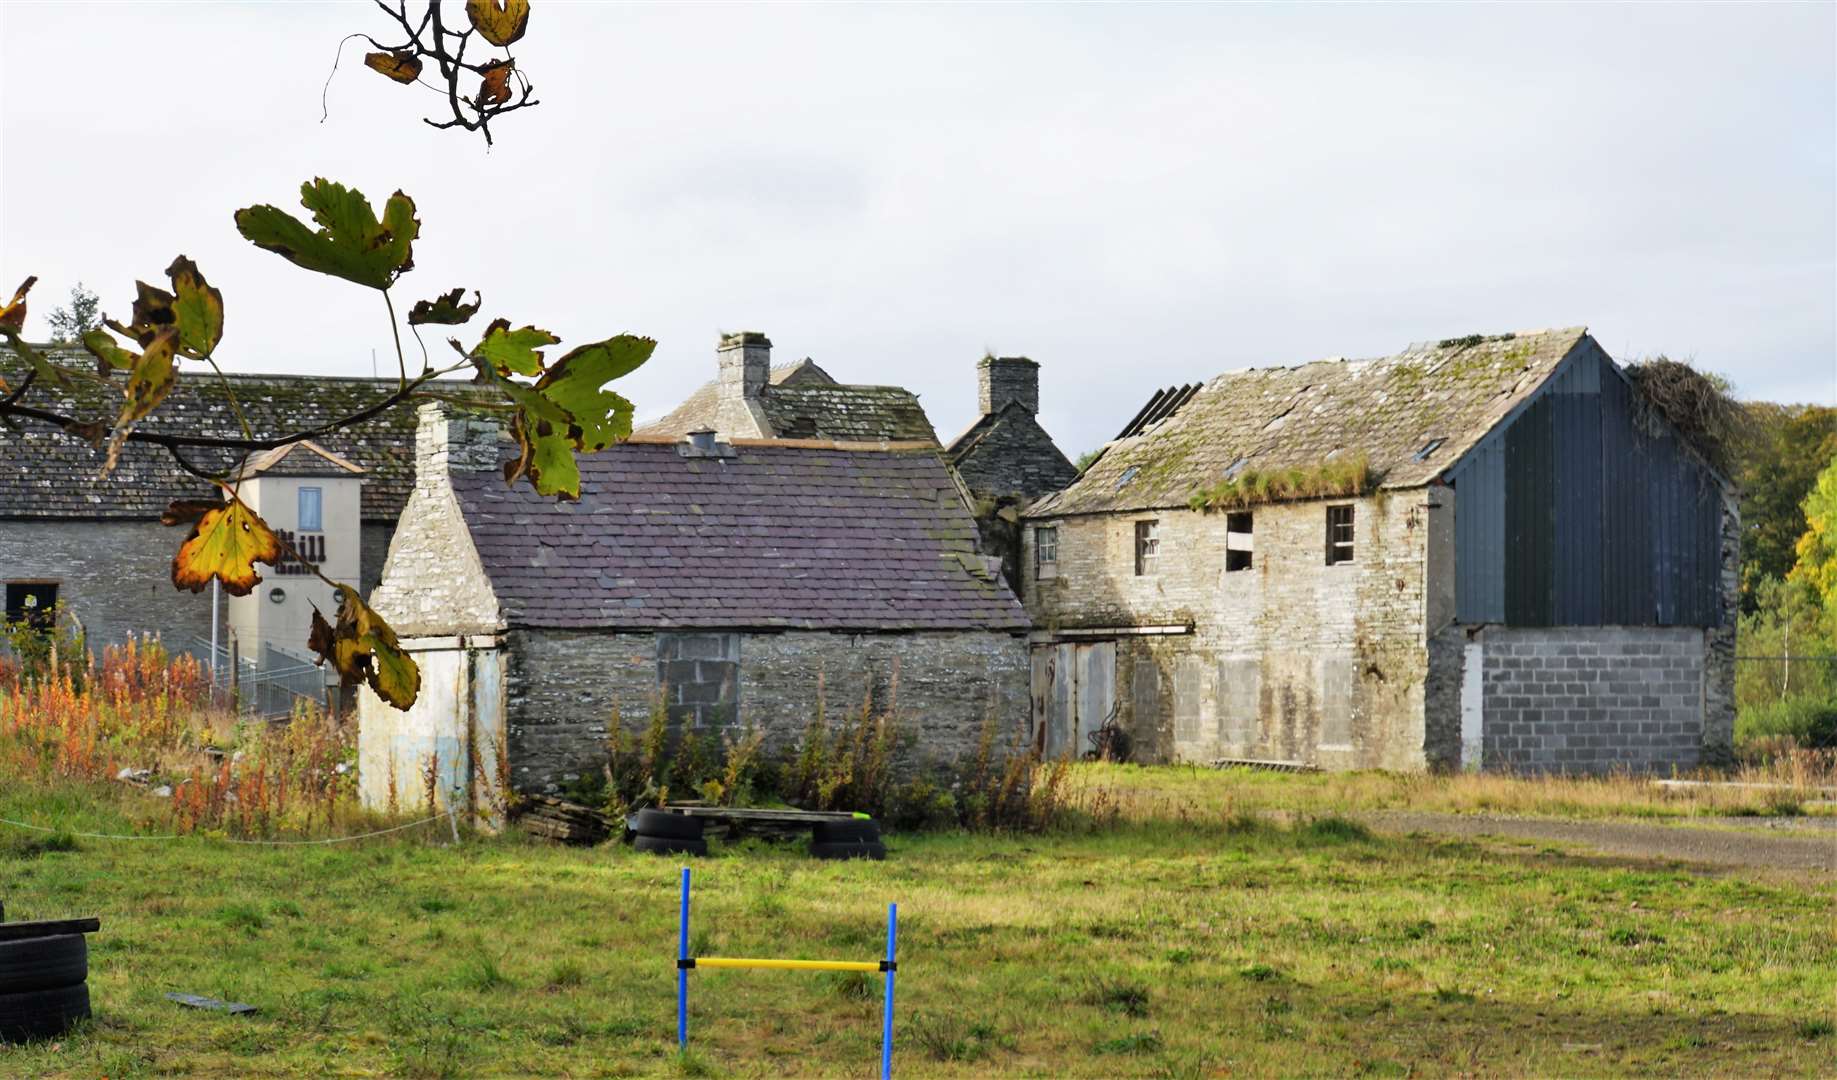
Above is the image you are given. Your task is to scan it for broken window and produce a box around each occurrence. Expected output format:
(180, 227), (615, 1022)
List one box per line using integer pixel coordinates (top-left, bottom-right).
(1325, 504), (1355, 565)
(1035, 525), (1059, 579)
(298, 486), (323, 532)
(1226, 511), (1253, 572)
(1134, 519), (1160, 576)
(4, 582), (57, 629)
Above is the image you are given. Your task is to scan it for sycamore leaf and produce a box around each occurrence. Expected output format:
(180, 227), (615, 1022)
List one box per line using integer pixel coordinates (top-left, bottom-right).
(495, 334), (653, 498)
(308, 585), (420, 710)
(234, 179), (419, 291)
(127, 280), (177, 345)
(0, 276), (34, 333)
(165, 256), (224, 357)
(164, 491), (281, 596)
(4, 331), (76, 392)
(465, 0), (529, 47)
(104, 328), (179, 475)
(364, 49), (423, 84)
(82, 328), (135, 372)
(408, 287), (482, 326)
(477, 59), (514, 107)
(469, 318), (557, 376)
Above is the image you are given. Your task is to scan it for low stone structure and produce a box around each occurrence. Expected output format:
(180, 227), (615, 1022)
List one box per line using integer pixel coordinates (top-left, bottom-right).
(1023, 328), (1738, 773)
(357, 405), (1031, 816)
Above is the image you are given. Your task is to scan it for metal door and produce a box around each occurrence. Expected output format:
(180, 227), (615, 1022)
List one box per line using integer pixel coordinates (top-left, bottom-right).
(1032, 642), (1116, 759)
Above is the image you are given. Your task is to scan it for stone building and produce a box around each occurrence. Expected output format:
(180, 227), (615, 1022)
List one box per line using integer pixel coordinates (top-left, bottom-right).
(638, 331), (938, 443)
(356, 404), (1030, 813)
(944, 356), (1080, 590)
(1022, 328), (1738, 774)
(0, 346), (490, 662)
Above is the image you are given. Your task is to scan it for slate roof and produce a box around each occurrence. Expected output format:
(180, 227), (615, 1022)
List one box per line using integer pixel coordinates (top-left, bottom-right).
(0, 345), (499, 521)
(944, 401), (1079, 501)
(452, 437), (1028, 632)
(232, 441), (365, 480)
(1030, 328), (1591, 517)
(637, 360), (938, 444)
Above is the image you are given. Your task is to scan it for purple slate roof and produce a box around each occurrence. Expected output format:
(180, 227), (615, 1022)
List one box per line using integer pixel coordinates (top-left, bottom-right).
(451, 439), (1029, 632)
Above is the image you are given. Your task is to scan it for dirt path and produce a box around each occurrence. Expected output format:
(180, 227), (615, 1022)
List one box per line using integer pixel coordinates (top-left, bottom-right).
(1361, 811), (1837, 874)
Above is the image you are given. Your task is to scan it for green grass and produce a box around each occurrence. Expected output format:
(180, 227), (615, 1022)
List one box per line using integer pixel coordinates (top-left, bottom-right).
(0, 774), (1832, 1077)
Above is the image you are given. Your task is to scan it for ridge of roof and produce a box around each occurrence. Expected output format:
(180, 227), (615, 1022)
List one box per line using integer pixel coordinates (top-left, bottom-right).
(1028, 327), (1591, 518)
(233, 439), (366, 480)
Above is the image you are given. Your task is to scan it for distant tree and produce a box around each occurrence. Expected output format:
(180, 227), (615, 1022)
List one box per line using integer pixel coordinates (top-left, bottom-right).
(44, 283), (101, 344)
(1790, 456), (1837, 612)
(1739, 404), (1837, 609)
(1074, 448), (1103, 475)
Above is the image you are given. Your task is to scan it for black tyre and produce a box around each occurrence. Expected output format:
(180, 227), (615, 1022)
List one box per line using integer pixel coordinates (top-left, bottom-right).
(0, 984), (90, 1044)
(0, 935), (86, 994)
(632, 809), (705, 840)
(812, 819), (880, 844)
(810, 840), (886, 861)
(632, 835), (708, 856)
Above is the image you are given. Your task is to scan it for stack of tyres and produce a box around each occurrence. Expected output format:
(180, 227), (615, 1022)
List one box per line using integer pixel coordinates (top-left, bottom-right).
(0, 934), (90, 1043)
(810, 818), (885, 860)
(630, 808), (707, 856)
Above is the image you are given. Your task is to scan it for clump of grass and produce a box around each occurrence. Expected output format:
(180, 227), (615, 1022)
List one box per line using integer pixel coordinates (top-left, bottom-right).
(1189, 453), (1371, 512)
(826, 970), (873, 1000)
(1797, 1018), (1835, 1040)
(217, 902), (267, 932)
(1607, 926), (1666, 948)
(1432, 987), (1476, 1004)
(3, 832), (79, 859)
(1084, 976), (1151, 1017)
(1095, 1030), (1164, 1055)
(546, 958), (585, 988)
(459, 944), (514, 991)
(1300, 816), (1372, 843)
(908, 1013), (1009, 1062)
(1239, 963), (1282, 982)
(417, 895), (457, 915)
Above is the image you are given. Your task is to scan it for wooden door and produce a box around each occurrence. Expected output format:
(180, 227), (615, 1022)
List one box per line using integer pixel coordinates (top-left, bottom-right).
(1033, 642), (1116, 759)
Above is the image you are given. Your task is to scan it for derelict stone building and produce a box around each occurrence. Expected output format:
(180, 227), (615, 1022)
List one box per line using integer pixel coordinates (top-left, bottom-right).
(356, 404), (1030, 813)
(1022, 328), (1737, 774)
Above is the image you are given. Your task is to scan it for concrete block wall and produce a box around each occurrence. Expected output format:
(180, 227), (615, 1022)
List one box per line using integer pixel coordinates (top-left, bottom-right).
(1475, 626), (1707, 773)
(1023, 488), (1437, 770)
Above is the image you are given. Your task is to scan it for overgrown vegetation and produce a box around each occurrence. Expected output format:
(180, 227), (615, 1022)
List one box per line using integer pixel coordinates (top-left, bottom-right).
(1188, 453), (1371, 511)
(1623, 356), (1755, 477)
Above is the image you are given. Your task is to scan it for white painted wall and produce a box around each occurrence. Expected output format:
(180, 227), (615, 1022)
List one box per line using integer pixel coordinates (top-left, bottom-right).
(226, 473), (362, 658)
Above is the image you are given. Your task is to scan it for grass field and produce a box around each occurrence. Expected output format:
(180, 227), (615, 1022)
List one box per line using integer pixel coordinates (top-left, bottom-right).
(2, 769), (1833, 1078)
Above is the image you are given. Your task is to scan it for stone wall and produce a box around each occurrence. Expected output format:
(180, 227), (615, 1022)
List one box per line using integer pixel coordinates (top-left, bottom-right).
(1471, 626), (1708, 773)
(1023, 489), (1436, 770)
(0, 519), (216, 650)
(502, 627), (1031, 794)
(954, 410), (1078, 505)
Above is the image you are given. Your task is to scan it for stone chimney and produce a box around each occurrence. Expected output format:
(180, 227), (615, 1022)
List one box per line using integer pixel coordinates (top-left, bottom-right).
(415, 401), (503, 487)
(978, 355), (1039, 416)
(718, 331), (772, 403)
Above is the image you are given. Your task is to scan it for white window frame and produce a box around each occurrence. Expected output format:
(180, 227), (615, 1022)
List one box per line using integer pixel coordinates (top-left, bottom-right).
(1135, 519), (1160, 576)
(1326, 504), (1355, 565)
(1035, 525), (1059, 579)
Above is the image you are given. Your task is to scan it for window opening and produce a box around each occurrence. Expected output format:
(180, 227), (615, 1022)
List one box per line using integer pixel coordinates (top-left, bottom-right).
(1135, 520), (1160, 576)
(1326, 504), (1355, 565)
(1226, 511), (1253, 572)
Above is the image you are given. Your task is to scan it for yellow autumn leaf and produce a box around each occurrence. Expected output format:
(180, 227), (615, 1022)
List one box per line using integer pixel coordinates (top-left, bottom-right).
(164, 491), (281, 596)
(308, 586), (420, 710)
(465, 0), (529, 47)
(103, 327), (179, 476)
(0, 276), (34, 333)
(364, 49), (423, 84)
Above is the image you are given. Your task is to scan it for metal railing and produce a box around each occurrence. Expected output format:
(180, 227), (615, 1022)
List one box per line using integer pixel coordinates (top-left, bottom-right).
(189, 637), (329, 719)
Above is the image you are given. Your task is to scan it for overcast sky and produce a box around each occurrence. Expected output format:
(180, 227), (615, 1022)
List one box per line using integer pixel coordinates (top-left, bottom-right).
(3, 2), (1832, 455)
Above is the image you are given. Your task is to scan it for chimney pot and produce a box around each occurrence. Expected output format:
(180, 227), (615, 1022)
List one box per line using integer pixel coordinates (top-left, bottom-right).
(977, 355), (1040, 416)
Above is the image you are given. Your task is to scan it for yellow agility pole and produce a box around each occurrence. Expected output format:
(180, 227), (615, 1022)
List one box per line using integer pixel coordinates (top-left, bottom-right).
(694, 957), (881, 972)
(677, 867), (900, 1078)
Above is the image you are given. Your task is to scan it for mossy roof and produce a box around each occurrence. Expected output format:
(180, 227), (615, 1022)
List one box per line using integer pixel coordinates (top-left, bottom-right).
(0, 346), (501, 521)
(1028, 328), (1591, 517)
(636, 359), (939, 444)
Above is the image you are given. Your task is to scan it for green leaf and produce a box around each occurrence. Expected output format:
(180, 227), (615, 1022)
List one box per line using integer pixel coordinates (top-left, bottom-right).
(165, 256), (224, 357)
(408, 288), (481, 326)
(234, 179), (419, 291)
(104, 327), (179, 474)
(469, 318), (558, 377)
(81, 328), (135, 372)
(494, 334), (654, 498)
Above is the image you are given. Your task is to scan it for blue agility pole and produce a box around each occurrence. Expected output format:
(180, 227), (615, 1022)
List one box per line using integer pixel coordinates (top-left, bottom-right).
(677, 866), (691, 1048)
(676, 867), (900, 1077)
(880, 902), (898, 1080)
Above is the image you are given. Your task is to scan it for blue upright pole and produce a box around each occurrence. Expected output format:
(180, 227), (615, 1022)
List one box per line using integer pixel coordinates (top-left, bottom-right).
(678, 866), (691, 1048)
(880, 902), (898, 1080)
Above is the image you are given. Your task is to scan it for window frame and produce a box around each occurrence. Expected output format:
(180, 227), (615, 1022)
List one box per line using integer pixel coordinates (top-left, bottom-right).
(1225, 511), (1253, 572)
(298, 486), (324, 533)
(1035, 525), (1059, 579)
(1325, 504), (1355, 565)
(1134, 519), (1160, 577)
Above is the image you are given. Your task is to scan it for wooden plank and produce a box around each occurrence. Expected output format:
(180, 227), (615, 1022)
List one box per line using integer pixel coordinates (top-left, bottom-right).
(659, 807), (859, 824)
(0, 917), (100, 942)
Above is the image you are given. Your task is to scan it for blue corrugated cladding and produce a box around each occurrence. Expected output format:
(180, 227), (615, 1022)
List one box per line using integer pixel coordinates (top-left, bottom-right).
(1450, 341), (1723, 627)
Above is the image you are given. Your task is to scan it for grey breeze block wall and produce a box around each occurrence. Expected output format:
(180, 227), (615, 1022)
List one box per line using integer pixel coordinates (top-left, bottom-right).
(1476, 627), (1708, 773)
(502, 627), (1032, 795)
(1024, 488), (1436, 771)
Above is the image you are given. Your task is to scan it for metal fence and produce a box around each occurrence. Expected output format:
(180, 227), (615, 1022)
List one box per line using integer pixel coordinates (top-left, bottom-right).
(189, 637), (329, 719)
